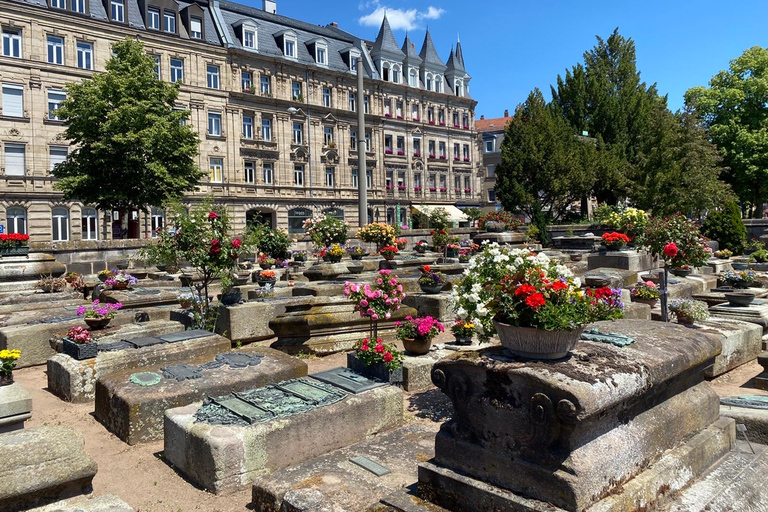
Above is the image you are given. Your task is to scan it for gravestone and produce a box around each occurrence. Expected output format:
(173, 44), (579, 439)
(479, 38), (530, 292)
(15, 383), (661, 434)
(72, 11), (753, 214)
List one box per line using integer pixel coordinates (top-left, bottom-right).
(710, 302), (768, 330)
(587, 249), (655, 272)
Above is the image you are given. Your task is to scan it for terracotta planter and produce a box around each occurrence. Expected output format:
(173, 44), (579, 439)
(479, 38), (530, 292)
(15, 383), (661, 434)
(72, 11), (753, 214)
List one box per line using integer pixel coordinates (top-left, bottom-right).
(401, 337), (432, 355)
(382, 254), (396, 261)
(62, 338), (98, 360)
(493, 320), (582, 360)
(84, 317), (111, 330)
(675, 313), (695, 325)
(419, 283), (444, 294)
(632, 297), (658, 308)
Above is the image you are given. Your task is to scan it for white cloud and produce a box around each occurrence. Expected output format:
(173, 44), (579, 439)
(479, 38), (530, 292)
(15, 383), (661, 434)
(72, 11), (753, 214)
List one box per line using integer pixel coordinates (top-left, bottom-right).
(358, 1), (445, 31)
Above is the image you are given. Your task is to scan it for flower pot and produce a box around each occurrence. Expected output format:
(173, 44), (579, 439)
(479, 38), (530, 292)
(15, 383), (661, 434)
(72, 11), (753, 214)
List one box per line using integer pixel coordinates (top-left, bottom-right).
(569, 254), (583, 262)
(419, 283), (444, 294)
(382, 255), (396, 261)
(484, 221), (505, 233)
(671, 268), (692, 278)
(84, 317), (111, 330)
(63, 338), (98, 360)
(603, 243), (626, 251)
(346, 262), (364, 274)
(675, 313), (695, 325)
(732, 262), (749, 270)
(219, 289), (242, 305)
(346, 352), (402, 384)
(401, 337), (432, 355)
(257, 279), (277, 288)
(350, 254), (364, 260)
(724, 292), (755, 307)
(415, 246), (427, 254)
(328, 255), (343, 263)
(111, 282), (129, 290)
(179, 299), (193, 309)
(454, 336), (473, 346)
(0, 373), (13, 386)
(0, 246), (29, 257)
(493, 320), (582, 360)
(632, 297), (658, 308)
(446, 249), (459, 258)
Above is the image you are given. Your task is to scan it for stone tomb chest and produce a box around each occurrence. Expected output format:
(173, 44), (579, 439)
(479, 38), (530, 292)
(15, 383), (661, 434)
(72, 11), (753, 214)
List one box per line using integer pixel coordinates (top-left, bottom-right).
(419, 319), (732, 512)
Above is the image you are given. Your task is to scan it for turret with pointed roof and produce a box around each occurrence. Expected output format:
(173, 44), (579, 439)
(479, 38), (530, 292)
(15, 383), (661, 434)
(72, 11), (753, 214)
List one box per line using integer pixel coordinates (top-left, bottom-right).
(370, 14), (406, 83)
(446, 36), (471, 97)
(418, 29), (447, 92)
(419, 29), (445, 68)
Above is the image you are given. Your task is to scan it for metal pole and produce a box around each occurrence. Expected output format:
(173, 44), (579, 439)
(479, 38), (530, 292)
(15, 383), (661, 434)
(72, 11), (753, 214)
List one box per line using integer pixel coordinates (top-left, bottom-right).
(306, 108), (313, 198)
(661, 266), (669, 322)
(356, 58), (367, 227)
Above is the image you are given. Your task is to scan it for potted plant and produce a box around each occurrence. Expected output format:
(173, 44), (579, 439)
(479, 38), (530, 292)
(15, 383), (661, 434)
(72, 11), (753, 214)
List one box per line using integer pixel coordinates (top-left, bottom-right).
(98, 269), (113, 282)
(218, 272), (243, 305)
(445, 243), (461, 258)
(178, 291), (195, 309)
(346, 337), (403, 384)
(344, 269), (407, 341)
(63, 326), (97, 360)
(257, 269), (277, 287)
(450, 319), (475, 345)
(258, 254), (276, 270)
(721, 269), (757, 289)
(36, 275), (67, 293)
(414, 240), (429, 254)
(0, 233), (30, 257)
(395, 238), (408, 251)
(104, 271), (138, 290)
(346, 246), (366, 260)
(64, 271), (80, 284)
(458, 249), (471, 263)
(357, 223), (397, 251)
(325, 243), (346, 263)
(630, 281), (660, 307)
(77, 299), (122, 329)
(0, 349), (21, 386)
(749, 247), (768, 263)
(714, 249), (733, 260)
(670, 265), (692, 278)
(601, 232), (631, 251)
(380, 245), (399, 260)
(302, 214), (349, 249)
(418, 265), (446, 294)
(394, 315), (444, 355)
(668, 299), (709, 325)
(293, 251), (307, 262)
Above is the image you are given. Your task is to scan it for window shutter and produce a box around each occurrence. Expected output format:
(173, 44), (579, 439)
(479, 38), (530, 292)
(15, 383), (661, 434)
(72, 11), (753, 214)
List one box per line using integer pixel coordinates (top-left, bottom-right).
(4, 144), (25, 175)
(2, 86), (23, 117)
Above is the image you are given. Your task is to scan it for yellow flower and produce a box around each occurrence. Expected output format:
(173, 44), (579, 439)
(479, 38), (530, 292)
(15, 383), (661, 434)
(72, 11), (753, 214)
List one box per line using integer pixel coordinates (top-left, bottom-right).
(0, 349), (21, 360)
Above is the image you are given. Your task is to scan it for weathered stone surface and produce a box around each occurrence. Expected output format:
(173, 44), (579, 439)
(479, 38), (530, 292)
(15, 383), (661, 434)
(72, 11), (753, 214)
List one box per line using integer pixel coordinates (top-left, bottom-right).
(427, 319), (722, 511)
(0, 425), (98, 511)
(403, 293), (453, 322)
(99, 286), (180, 308)
(380, 256), (438, 271)
(26, 494), (134, 512)
(0, 382), (32, 433)
(474, 232), (528, 246)
(164, 382), (403, 494)
(697, 318), (762, 377)
(620, 302), (651, 320)
(666, 273), (719, 299)
(303, 262), (352, 281)
(692, 286), (768, 308)
(710, 302), (768, 330)
(719, 404), (768, 445)
(582, 268), (638, 288)
(47, 330), (230, 403)
(550, 235), (601, 251)
(0, 253), (66, 283)
(95, 344), (307, 444)
(252, 424), (437, 512)
(587, 250), (655, 272)
(214, 300), (288, 343)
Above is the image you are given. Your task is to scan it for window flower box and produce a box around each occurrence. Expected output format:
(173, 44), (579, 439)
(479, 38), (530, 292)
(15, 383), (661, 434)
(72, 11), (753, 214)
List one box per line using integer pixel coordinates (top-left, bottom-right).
(453, 124), (460, 128)
(429, 187), (437, 192)
(413, 152), (421, 157)
(464, 158), (470, 162)
(396, 115), (403, 119)
(439, 187), (447, 192)
(386, 185), (395, 190)
(429, 120), (436, 125)
(439, 155), (446, 160)
(464, 188), (472, 193)
(454, 188), (461, 193)
(385, 149), (393, 154)
(413, 118), (420, 122)
(428, 154), (436, 159)
(397, 150), (405, 155)
(454, 157), (460, 161)
(384, 113), (392, 117)
(439, 122), (446, 126)
(463, 125), (470, 129)
(414, 186), (422, 192)
(398, 185), (406, 190)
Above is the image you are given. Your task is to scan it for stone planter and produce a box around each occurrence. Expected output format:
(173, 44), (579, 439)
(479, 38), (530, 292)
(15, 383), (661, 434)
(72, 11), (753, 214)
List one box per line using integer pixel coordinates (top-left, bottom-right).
(724, 292), (755, 307)
(402, 337), (432, 355)
(84, 317), (111, 330)
(0, 373), (13, 387)
(62, 338), (98, 360)
(493, 320), (582, 360)
(110, 282), (129, 290)
(732, 262), (749, 270)
(219, 289), (242, 305)
(671, 268), (692, 277)
(414, 246), (427, 254)
(602, 243), (626, 251)
(420, 283), (444, 294)
(632, 297), (658, 308)
(346, 352), (402, 384)
(484, 221), (505, 233)
(0, 246), (29, 257)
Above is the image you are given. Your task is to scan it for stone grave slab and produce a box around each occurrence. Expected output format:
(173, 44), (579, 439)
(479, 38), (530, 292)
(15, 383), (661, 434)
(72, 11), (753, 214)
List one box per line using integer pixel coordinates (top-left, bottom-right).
(711, 301), (768, 330)
(0, 425), (98, 511)
(706, 258), (733, 274)
(99, 286), (180, 308)
(164, 376), (403, 494)
(0, 253), (65, 285)
(48, 327), (229, 403)
(419, 319), (727, 512)
(550, 235), (601, 251)
(95, 345), (307, 444)
(587, 249), (655, 272)
(25, 494), (134, 512)
(582, 267), (639, 288)
(0, 382), (32, 433)
(403, 293), (453, 322)
(474, 232), (528, 246)
(402, 340), (499, 392)
(215, 300), (288, 344)
(379, 256), (438, 271)
(302, 262), (351, 281)
(696, 317), (762, 377)
(311, 366), (388, 393)
(693, 286), (768, 308)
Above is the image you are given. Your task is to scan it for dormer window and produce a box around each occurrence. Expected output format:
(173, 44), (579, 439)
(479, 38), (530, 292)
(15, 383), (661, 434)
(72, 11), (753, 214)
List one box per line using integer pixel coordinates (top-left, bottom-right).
(164, 11), (176, 33)
(111, 0), (124, 22)
(72, 0), (85, 13)
(316, 45), (326, 65)
(350, 55), (359, 72)
(283, 34), (297, 58)
(189, 17), (202, 39)
(243, 28), (255, 48)
(236, 20), (258, 50)
(342, 48), (361, 73)
(147, 7), (160, 30)
(51, 0), (65, 9)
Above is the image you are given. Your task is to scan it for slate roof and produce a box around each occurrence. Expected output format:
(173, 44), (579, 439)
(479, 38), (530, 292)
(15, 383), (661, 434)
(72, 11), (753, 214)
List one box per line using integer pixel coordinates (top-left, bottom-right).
(455, 39), (466, 69)
(419, 30), (445, 69)
(370, 14), (405, 59)
(445, 46), (464, 74)
(401, 33), (422, 64)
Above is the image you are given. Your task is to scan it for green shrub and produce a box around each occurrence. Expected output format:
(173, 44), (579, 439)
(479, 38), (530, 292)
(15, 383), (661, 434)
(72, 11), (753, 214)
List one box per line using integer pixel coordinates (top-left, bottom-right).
(701, 202), (747, 255)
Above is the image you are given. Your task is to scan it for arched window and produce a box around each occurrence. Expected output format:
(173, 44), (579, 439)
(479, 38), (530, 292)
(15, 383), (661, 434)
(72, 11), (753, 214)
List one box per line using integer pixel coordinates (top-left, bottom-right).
(322, 207), (344, 220)
(52, 206), (69, 242)
(288, 207), (312, 234)
(81, 207), (98, 240)
(6, 207), (27, 234)
(382, 62), (390, 82)
(391, 65), (400, 84)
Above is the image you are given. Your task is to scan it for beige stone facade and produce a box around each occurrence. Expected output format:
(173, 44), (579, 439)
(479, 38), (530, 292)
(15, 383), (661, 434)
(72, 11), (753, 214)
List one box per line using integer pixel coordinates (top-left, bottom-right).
(0, 0), (479, 247)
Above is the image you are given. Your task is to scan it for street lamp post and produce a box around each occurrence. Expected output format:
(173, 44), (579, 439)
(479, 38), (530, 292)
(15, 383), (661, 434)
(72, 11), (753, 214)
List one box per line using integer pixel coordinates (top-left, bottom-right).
(287, 107), (312, 198)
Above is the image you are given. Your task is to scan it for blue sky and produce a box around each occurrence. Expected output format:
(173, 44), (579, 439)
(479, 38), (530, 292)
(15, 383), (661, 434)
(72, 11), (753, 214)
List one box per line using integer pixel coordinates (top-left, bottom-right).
(248, 0), (768, 119)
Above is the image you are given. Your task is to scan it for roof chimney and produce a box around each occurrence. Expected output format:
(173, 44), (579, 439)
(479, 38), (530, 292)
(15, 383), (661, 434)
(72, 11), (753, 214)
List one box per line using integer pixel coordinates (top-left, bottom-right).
(263, 0), (276, 14)
(330, 22), (338, 28)
(480, 115), (485, 120)
(504, 109), (509, 117)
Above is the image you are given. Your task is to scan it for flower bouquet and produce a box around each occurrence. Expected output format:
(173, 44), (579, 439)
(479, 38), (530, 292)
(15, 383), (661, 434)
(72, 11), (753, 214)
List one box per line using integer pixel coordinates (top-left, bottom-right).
(343, 269), (406, 323)
(669, 299), (709, 325)
(347, 337), (403, 384)
(395, 238), (408, 250)
(601, 232), (631, 250)
(722, 269), (757, 289)
(714, 249), (732, 260)
(451, 319), (475, 345)
(630, 281), (660, 307)
(325, 243), (346, 262)
(77, 299), (122, 329)
(104, 271), (138, 289)
(379, 246), (398, 260)
(414, 240), (429, 253)
(394, 315), (444, 355)
(418, 265), (446, 293)
(64, 326), (97, 360)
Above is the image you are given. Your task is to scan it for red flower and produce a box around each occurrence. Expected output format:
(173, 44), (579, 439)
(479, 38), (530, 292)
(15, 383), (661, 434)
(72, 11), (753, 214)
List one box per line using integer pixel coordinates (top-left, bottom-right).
(375, 344), (385, 353)
(524, 293), (546, 309)
(209, 239), (221, 256)
(360, 344), (369, 351)
(552, 281), (568, 291)
(423, 265), (431, 273)
(383, 352), (393, 363)
(231, 238), (242, 249)
(515, 284), (536, 297)
(663, 242), (678, 258)
(208, 211), (219, 220)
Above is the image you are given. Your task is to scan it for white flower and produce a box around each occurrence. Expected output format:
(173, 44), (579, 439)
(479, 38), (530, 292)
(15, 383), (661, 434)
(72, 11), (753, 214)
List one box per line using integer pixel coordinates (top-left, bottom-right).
(471, 283), (482, 294)
(476, 303), (488, 316)
(573, 277), (582, 288)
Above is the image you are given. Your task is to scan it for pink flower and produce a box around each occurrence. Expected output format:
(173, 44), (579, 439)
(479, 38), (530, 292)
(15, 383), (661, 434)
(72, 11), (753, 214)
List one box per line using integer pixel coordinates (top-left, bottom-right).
(208, 211), (219, 220)
(377, 278), (383, 285)
(232, 238), (242, 249)
(360, 299), (368, 307)
(389, 278), (397, 286)
(371, 313), (379, 320)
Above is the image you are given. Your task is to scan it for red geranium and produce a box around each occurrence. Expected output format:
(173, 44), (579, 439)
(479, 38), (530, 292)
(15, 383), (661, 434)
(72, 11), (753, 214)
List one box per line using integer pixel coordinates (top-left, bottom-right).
(515, 283), (536, 297)
(524, 293), (546, 309)
(663, 242), (678, 258)
(208, 211), (219, 220)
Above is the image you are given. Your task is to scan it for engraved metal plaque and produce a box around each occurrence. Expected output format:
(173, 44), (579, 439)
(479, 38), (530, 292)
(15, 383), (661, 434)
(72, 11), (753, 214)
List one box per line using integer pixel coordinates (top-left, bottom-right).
(98, 341), (134, 352)
(126, 336), (164, 348)
(129, 371), (162, 386)
(214, 352), (263, 368)
(310, 367), (387, 394)
(211, 396), (273, 424)
(721, 395), (768, 410)
(158, 329), (213, 343)
(349, 455), (391, 476)
(161, 364), (203, 381)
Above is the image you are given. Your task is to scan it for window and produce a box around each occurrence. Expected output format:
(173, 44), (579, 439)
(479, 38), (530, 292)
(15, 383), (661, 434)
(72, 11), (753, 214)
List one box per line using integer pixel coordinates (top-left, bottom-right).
(392, 65), (400, 84)
(47, 89), (65, 120)
(487, 164), (495, 178)
(439, 142), (446, 158)
(398, 171), (406, 189)
(190, 17), (202, 39)
(382, 64), (390, 82)
(396, 101), (403, 118)
(429, 174), (436, 189)
(284, 38), (296, 58)
(244, 161), (255, 184)
(260, 76), (270, 95)
(428, 140), (436, 157)
(464, 175), (471, 190)
(72, 0), (85, 13)
(351, 169), (358, 188)
(316, 45), (326, 65)
(261, 118), (271, 141)
(454, 175), (461, 190)
(164, 11), (176, 33)
(293, 165), (304, 186)
(150, 207), (164, 236)
(385, 170), (393, 188)
(426, 75), (432, 91)
(111, 0), (124, 22)
(207, 65), (219, 89)
(2, 28), (22, 58)
(51, 0), (65, 8)
(412, 103), (419, 121)
(170, 58), (183, 82)
(152, 55), (160, 79)
(241, 71), (252, 92)
(484, 140), (494, 152)
(409, 69), (417, 87)
(49, 145), (67, 172)
(384, 134), (393, 152)
(428, 107), (434, 123)
(147, 7), (160, 29)
(243, 28), (256, 48)
(396, 136), (404, 154)
(3, 85), (24, 118)
(364, 95), (370, 114)
(488, 189), (496, 202)
(209, 157), (223, 182)
(47, 35), (64, 65)
(4, 143), (25, 176)
(82, 207), (98, 240)
(440, 174), (447, 190)
(453, 143), (460, 160)
(325, 167), (335, 187)
(323, 126), (334, 146)
(365, 131), (371, 151)
(350, 130), (357, 151)
(412, 137), (421, 156)
(76, 42), (93, 70)
(288, 207), (311, 233)
(242, 115), (253, 139)
(292, 81), (302, 100)
(349, 92), (356, 112)
(208, 111), (221, 136)
(263, 162), (273, 184)
(292, 122), (303, 144)
(462, 113), (469, 128)
(463, 144), (470, 160)
(414, 172), (422, 188)
(350, 54), (359, 73)
(52, 207), (70, 241)
(384, 99), (391, 117)
(173, 106), (186, 125)
(366, 170), (372, 188)
(438, 109), (445, 125)
(322, 87), (331, 108)
(6, 207), (26, 234)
